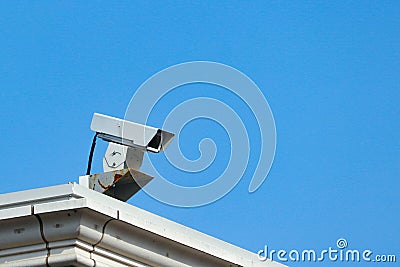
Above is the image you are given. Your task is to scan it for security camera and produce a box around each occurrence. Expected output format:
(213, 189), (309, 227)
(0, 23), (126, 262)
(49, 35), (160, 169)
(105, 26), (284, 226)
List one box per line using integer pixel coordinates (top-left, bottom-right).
(90, 113), (174, 153)
(79, 113), (174, 201)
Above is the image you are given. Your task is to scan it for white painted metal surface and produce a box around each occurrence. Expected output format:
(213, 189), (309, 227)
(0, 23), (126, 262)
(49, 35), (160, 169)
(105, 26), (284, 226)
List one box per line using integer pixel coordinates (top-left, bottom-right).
(103, 143), (144, 172)
(79, 169), (153, 201)
(0, 184), (286, 267)
(90, 113), (174, 152)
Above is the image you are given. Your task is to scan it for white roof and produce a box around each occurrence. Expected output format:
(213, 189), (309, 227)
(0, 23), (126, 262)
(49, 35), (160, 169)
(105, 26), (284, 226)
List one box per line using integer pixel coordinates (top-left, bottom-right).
(0, 183), (285, 267)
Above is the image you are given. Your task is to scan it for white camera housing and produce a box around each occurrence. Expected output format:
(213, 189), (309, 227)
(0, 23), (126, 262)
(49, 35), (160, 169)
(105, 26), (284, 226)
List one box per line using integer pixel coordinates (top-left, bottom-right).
(90, 113), (174, 153)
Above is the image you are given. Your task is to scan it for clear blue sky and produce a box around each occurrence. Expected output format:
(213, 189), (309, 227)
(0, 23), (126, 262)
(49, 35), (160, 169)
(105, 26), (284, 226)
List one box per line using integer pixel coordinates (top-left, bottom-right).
(0, 1), (399, 266)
